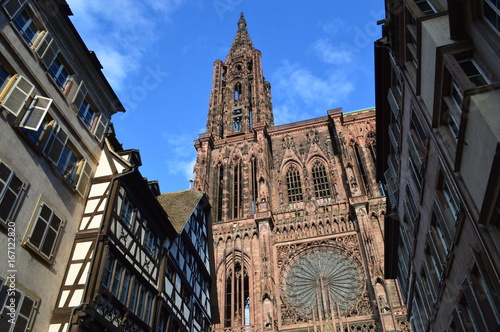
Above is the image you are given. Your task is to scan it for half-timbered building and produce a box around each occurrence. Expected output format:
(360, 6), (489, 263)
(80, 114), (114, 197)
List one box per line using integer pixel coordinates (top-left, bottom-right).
(48, 133), (217, 332)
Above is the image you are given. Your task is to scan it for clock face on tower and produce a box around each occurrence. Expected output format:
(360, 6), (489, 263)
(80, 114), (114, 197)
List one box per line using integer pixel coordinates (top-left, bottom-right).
(281, 248), (364, 319)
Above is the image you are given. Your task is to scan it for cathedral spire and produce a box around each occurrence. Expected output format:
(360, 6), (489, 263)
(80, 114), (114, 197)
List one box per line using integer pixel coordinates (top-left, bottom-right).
(206, 13), (273, 139)
(228, 12), (254, 58)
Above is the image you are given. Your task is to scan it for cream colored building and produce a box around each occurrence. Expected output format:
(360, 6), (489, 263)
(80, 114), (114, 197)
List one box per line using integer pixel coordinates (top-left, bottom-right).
(0, 0), (123, 330)
(375, 0), (500, 330)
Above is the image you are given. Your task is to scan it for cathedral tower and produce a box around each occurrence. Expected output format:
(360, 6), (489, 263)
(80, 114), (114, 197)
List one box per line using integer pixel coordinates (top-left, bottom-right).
(194, 14), (410, 332)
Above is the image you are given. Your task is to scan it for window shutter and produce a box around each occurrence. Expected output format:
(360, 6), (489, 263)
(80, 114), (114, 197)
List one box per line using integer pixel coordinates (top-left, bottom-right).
(463, 278), (488, 331)
(72, 81), (88, 110)
(93, 114), (109, 141)
(35, 32), (59, 68)
(19, 95), (52, 131)
(0, 75), (34, 116)
(451, 307), (467, 332)
(76, 160), (92, 196)
(2, 0), (27, 19)
(17, 293), (36, 329)
(44, 125), (68, 165)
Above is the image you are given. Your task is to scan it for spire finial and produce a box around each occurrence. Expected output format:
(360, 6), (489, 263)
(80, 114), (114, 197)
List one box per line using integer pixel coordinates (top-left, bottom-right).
(238, 12), (246, 29)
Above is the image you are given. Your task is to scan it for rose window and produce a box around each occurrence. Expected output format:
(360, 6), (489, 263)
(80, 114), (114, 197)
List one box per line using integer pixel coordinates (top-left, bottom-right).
(282, 249), (363, 318)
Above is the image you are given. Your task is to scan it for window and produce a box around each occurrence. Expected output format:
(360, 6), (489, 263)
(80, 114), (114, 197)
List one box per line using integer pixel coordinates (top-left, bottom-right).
(71, 81), (109, 141)
(43, 124), (75, 179)
(0, 160), (25, 226)
(408, 110), (426, 191)
(0, 282), (37, 332)
(145, 292), (153, 324)
(286, 164), (303, 202)
(462, 278), (488, 331)
(2, 0), (28, 19)
(311, 160), (330, 198)
(233, 108), (242, 132)
(111, 261), (124, 297)
(216, 165), (223, 221)
(224, 258), (249, 327)
(42, 122), (92, 194)
(120, 270), (132, 304)
(232, 162), (242, 218)
(120, 197), (135, 226)
(12, 8), (41, 45)
(442, 57), (490, 141)
(234, 82), (242, 101)
(24, 200), (64, 261)
(130, 280), (140, 312)
(19, 95), (52, 131)
(48, 56), (70, 89)
(0, 75), (34, 116)
(414, 0), (437, 15)
(484, 0), (500, 34)
(34, 32), (59, 69)
(0, 63), (10, 89)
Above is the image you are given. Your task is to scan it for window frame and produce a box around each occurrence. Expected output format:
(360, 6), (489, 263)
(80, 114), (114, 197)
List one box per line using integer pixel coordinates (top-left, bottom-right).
(0, 74), (35, 116)
(48, 55), (71, 90)
(0, 281), (38, 332)
(71, 81), (110, 141)
(483, 0), (500, 35)
(12, 7), (42, 46)
(311, 159), (331, 198)
(285, 163), (303, 203)
(22, 198), (65, 263)
(0, 159), (26, 228)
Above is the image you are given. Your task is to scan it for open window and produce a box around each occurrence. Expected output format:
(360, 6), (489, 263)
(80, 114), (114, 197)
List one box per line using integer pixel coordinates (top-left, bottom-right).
(0, 74), (34, 116)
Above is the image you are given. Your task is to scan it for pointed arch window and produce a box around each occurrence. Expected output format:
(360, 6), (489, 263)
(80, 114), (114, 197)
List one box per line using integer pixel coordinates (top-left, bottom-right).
(286, 164), (303, 203)
(216, 165), (224, 221)
(224, 255), (250, 327)
(312, 160), (331, 198)
(354, 143), (368, 192)
(233, 162), (243, 218)
(234, 82), (242, 101)
(251, 158), (257, 214)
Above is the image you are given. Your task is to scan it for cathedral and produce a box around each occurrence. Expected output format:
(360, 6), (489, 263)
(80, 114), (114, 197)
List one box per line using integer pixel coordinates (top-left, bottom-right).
(193, 14), (410, 332)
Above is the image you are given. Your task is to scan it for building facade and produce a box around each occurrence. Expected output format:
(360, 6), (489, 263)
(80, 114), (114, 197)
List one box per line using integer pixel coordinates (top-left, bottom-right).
(0, 0), (121, 330)
(193, 14), (410, 332)
(375, 0), (500, 331)
(49, 133), (217, 332)
(0, 1), (218, 331)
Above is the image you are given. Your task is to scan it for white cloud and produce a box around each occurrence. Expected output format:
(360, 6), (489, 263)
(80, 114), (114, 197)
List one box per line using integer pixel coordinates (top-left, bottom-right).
(319, 18), (347, 36)
(312, 38), (353, 65)
(161, 131), (197, 186)
(66, 0), (186, 92)
(272, 60), (354, 124)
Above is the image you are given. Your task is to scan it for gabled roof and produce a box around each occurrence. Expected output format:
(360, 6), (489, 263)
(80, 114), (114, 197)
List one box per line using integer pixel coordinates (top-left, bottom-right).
(157, 190), (205, 234)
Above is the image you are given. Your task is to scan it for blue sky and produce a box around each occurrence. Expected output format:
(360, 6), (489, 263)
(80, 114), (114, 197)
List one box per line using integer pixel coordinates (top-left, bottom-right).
(65, 0), (384, 193)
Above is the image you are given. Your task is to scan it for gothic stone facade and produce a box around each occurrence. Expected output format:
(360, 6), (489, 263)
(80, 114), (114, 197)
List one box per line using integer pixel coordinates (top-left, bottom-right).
(193, 14), (410, 332)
